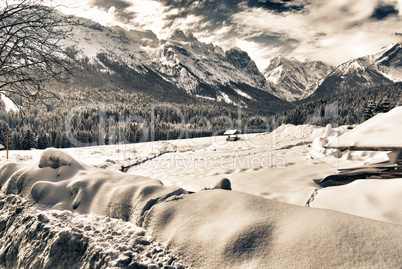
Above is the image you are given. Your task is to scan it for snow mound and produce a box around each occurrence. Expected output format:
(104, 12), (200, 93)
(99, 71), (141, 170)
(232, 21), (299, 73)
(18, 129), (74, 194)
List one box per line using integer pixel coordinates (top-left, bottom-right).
(311, 178), (402, 224)
(38, 148), (84, 169)
(308, 124), (391, 162)
(274, 124), (324, 140)
(0, 149), (187, 224)
(144, 189), (402, 268)
(327, 106), (402, 149)
(310, 124), (348, 159)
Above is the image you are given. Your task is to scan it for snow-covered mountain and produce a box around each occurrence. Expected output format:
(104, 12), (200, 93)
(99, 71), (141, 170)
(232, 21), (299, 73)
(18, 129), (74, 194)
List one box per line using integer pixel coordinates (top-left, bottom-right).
(263, 56), (334, 102)
(305, 44), (402, 101)
(61, 16), (402, 106)
(62, 18), (277, 107)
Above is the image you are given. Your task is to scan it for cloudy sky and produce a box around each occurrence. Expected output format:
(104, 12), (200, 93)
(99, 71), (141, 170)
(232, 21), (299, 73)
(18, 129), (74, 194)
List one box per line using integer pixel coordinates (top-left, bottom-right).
(52, 0), (402, 70)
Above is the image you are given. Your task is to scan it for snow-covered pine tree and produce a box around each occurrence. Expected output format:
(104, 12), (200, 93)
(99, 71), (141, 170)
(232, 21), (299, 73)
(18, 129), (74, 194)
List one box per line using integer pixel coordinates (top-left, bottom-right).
(364, 100), (376, 120)
(364, 97), (394, 121)
(21, 129), (36, 150)
(0, 120), (9, 148)
(377, 96), (392, 113)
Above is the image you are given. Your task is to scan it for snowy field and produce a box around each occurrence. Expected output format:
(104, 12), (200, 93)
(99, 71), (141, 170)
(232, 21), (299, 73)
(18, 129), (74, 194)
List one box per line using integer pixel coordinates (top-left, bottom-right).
(1, 107), (402, 268)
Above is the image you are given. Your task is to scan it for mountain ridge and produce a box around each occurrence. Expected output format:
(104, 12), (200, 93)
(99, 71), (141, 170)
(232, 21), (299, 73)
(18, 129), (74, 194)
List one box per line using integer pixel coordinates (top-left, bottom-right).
(303, 43), (402, 102)
(63, 15), (402, 107)
(63, 17), (284, 110)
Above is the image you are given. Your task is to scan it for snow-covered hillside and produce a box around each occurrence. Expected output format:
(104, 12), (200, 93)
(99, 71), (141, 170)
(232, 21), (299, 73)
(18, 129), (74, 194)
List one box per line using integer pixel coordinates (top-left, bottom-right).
(326, 106), (402, 149)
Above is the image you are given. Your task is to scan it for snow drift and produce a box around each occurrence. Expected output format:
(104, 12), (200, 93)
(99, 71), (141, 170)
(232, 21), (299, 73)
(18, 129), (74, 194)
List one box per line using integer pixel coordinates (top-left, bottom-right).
(144, 189), (402, 268)
(311, 178), (402, 224)
(307, 106), (402, 223)
(326, 106), (402, 149)
(2, 148), (402, 268)
(0, 148), (187, 223)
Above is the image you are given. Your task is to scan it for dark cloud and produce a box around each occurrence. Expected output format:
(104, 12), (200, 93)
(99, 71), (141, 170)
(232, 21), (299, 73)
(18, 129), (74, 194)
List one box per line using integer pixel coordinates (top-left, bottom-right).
(370, 3), (399, 20)
(160, 0), (240, 21)
(91, 0), (136, 21)
(249, 34), (298, 48)
(92, 0), (131, 10)
(246, 0), (305, 13)
(158, 0), (242, 35)
(155, 0), (305, 36)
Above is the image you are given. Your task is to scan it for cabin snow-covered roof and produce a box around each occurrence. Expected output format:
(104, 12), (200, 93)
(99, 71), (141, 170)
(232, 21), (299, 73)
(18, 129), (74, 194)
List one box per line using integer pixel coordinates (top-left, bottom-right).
(326, 106), (402, 150)
(224, 130), (241, 135)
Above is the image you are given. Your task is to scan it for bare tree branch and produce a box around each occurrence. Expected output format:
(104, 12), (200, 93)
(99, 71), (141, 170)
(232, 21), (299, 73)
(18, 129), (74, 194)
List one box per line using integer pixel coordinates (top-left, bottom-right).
(0, 0), (77, 108)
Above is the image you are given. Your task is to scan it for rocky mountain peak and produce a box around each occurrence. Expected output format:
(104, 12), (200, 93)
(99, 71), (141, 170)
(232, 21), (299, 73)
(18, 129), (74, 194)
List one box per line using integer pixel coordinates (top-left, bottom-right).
(266, 56), (297, 70)
(170, 30), (190, 42)
(263, 56), (334, 102)
(225, 48), (261, 76)
(127, 29), (159, 42)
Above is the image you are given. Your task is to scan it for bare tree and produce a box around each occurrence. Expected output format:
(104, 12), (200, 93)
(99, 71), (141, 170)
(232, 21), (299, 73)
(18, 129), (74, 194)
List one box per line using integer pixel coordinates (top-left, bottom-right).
(0, 0), (76, 108)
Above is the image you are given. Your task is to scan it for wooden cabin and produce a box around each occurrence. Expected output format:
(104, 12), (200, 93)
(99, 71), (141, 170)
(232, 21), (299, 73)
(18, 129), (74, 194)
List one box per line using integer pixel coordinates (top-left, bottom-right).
(224, 130), (241, 141)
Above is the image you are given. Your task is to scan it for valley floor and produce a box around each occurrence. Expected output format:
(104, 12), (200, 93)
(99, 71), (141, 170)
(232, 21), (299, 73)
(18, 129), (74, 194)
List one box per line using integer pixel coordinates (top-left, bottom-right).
(1, 122), (402, 268)
(2, 123), (391, 211)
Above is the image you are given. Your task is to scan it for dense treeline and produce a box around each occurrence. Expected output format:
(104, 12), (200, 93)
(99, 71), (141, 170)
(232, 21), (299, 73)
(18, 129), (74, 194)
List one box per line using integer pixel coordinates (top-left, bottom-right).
(279, 82), (402, 127)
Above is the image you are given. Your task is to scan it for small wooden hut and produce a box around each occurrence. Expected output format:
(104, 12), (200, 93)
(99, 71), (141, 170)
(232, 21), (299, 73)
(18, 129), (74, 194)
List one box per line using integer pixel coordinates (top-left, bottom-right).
(224, 130), (241, 141)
